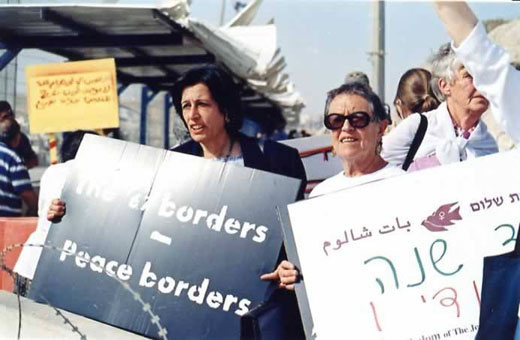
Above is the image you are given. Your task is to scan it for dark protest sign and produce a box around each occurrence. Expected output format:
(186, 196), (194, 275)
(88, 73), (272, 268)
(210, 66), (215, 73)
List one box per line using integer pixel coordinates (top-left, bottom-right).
(29, 135), (301, 339)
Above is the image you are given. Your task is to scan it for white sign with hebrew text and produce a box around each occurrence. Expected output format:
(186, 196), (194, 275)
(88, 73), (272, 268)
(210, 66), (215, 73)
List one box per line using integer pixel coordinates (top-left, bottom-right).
(287, 150), (520, 340)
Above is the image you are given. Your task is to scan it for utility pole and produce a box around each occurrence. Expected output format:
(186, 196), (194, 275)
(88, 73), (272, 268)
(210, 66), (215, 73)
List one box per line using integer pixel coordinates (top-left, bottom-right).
(371, 0), (385, 102)
(220, 0), (226, 26)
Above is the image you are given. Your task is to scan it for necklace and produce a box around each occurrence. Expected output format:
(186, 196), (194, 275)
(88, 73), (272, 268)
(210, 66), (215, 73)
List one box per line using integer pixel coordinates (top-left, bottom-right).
(222, 137), (235, 163)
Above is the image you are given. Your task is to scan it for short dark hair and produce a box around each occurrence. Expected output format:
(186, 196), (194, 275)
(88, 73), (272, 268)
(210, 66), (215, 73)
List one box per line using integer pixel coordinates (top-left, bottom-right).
(324, 82), (387, 122)
(171, 65), (243, 135)
(0, 100), (14, 118)
(60, 130), (98, 162)
(0, 118), (20, 145)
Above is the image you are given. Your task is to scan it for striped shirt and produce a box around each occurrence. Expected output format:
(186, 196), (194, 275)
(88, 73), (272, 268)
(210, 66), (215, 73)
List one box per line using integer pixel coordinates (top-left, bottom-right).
(0, 142), (33, 216)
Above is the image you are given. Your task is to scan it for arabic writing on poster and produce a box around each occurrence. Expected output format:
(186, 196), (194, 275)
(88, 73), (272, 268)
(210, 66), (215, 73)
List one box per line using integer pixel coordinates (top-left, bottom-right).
(322, 217), (411, 256)
(324, 198), (516, 331)
(287, 149), (520, 340)
(26, 58), (119, 133)
(30, 72), (113, 111)
(323, 191), (520, 257)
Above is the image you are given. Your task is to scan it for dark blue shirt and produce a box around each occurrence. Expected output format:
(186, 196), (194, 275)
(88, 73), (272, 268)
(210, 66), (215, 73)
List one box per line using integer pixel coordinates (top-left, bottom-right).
(0, 142), (33, 216)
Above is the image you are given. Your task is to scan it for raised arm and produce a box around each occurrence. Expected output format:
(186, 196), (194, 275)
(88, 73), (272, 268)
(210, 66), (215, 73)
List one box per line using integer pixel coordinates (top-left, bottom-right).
(433, 1), (477, 47)
(434, 0), (520, 147)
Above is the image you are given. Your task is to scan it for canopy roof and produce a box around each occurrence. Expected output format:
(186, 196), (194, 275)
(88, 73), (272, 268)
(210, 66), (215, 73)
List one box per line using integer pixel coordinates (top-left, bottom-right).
(0, 1), (304, 127)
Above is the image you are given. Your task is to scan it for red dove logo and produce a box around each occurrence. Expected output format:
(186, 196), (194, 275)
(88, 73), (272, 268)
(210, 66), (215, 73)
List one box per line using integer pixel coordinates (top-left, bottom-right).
(421, 202), (462, 232)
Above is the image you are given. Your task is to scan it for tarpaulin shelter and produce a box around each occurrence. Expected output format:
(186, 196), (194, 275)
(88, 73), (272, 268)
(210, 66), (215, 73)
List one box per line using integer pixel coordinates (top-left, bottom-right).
(0, 0), (304, 147)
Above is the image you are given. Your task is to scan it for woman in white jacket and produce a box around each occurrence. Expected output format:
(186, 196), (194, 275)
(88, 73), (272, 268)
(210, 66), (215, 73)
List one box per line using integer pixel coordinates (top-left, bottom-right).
(382, 8), (501, 170)
(434, 1), (520, 148)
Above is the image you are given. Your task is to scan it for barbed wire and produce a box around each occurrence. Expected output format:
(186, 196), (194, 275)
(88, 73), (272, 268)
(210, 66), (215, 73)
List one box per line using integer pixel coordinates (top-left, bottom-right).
(0, 242), (168, 340)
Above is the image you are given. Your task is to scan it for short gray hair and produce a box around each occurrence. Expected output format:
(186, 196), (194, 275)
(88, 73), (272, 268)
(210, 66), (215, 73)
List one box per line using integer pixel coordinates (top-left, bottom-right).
(429, 43), (463, 101)
(344, 71), (370, 88)
(324, 82), (387, 122)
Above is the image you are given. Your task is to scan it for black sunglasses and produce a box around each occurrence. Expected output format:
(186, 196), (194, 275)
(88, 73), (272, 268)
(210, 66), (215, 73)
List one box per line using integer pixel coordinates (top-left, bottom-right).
(324, 112), (374, 130)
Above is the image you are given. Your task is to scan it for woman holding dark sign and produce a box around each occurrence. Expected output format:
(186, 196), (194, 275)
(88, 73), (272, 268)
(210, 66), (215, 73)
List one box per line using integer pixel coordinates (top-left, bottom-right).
(47, 65), (307, 338)
(170, 65), (307, 339)
(48, 66), (306, 216)
(169, 65), (307, 194)
(262, 82), (404, 289)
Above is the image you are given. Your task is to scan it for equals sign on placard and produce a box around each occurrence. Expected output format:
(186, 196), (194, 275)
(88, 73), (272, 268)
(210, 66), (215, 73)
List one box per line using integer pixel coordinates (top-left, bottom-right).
(150, 231), (172, 246)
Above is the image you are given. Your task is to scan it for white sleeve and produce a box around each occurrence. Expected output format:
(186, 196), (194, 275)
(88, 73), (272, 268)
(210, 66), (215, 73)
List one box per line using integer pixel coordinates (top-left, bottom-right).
(14, 163), (69, 279)
(381, 114), (422, 167)
(37, 163), (68, 222)
(37, 167), (52, 218)
(453, 22), (520, 146)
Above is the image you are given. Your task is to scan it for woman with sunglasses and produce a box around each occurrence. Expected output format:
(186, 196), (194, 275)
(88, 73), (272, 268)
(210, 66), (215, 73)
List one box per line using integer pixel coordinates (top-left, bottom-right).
(309, 82), (404, 197)
(262, 82), (404, 290)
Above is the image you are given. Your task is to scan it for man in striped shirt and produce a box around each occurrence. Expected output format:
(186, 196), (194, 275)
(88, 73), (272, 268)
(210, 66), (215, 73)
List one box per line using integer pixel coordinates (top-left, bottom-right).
(0, 118), (37, 216)
(0, 101), (39, 169)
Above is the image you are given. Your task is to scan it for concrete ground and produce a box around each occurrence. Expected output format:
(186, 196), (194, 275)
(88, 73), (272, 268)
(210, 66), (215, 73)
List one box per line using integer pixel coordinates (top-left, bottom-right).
(0, 290), (149, 339)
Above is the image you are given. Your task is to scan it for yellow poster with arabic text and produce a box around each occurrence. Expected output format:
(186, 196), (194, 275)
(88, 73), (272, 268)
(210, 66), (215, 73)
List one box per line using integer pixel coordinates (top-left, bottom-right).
(26, 58), (119, 133)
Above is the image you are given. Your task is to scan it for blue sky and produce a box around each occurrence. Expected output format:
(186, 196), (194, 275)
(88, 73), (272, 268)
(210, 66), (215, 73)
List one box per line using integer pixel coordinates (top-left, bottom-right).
(190, 0), (520, 119)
